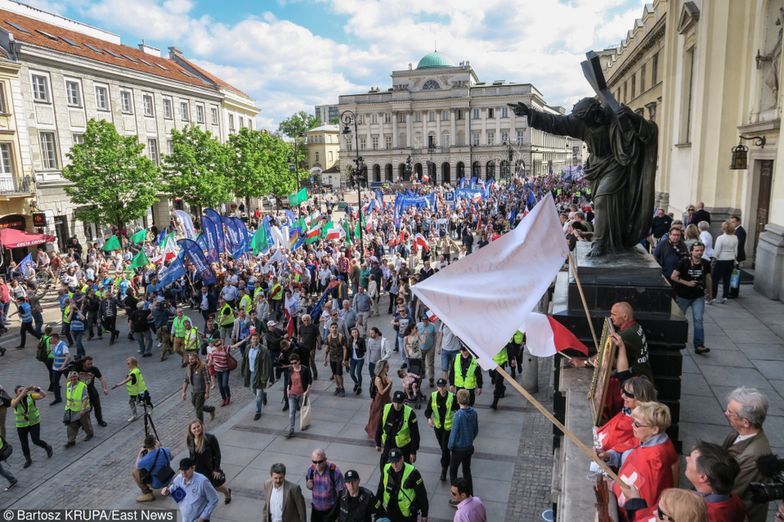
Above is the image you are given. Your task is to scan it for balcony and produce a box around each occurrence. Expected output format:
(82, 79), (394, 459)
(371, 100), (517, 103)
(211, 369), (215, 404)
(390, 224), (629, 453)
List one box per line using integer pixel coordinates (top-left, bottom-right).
(0, 175), (34, 198)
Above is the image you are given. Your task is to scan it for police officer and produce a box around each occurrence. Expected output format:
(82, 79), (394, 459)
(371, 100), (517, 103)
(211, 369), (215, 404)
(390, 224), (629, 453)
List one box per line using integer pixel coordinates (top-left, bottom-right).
(489, 346), (514, 410)
(375, 391), (420, 472)
(448, 346), (482, 406)
(375, 448), (429, 522)
(327, 469), (377, 522)
(424, 378), (458, 481)
(111, 357), (152, 422)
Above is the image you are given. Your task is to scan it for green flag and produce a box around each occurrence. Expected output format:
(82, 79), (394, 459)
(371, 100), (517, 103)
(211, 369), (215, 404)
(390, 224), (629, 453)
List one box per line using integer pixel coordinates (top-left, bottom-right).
(130, 229), (147, 245)
(130, 249), (149, 269)
(287, 187), (308, 207)
(251, 225), (268, 255)
(320, 221), (333, 239)
(102, 235), (121, 251)
(342, 221), (352, 245)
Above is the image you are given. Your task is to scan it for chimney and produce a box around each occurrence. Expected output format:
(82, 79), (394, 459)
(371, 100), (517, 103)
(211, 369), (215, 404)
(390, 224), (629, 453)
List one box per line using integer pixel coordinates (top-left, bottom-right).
(138, 41), (161, 57)
(168, 46), (183, 59)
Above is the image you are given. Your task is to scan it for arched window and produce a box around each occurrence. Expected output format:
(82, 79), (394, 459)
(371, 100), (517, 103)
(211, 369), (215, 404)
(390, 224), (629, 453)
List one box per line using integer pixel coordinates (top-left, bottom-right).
(441, 131), (450, 148)
(485, 161), (495, 180)
(422, 79), (440, 90)
(500, 160), (510, 178)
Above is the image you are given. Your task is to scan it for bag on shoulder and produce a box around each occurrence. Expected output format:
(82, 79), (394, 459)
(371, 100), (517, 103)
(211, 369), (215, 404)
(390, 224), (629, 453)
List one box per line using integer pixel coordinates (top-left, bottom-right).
(0, 436), (13, 461)
(226, 351), (238, 371)
(36, 337), (48, 362)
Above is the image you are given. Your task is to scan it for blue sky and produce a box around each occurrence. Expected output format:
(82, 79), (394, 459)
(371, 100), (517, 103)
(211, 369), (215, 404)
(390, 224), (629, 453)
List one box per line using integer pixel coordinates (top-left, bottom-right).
(25, 0), (650, 129)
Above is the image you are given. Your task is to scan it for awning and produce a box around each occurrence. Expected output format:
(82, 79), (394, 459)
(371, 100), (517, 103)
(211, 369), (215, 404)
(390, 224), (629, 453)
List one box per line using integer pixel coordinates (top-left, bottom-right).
(0, 228), (56, 249)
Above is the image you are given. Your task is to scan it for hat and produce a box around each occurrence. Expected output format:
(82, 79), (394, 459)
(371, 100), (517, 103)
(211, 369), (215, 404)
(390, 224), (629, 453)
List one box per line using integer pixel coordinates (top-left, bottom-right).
(267, 320), (277, 327)
(392, 390), (406, 403)
(436, 378), (447, 387)
(179, 457), (196, 470)
(344, 469), (360, 482)
(386, 448), (404, 462)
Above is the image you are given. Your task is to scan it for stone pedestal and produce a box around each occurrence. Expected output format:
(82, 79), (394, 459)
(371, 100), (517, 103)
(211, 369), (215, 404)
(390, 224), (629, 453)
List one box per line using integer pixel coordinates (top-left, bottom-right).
(553, 242), (688, 446)
(754, 223), (784, 300)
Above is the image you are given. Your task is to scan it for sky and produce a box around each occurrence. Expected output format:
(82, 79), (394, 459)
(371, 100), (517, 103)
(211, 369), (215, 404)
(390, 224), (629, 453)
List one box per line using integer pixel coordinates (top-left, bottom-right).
(23, 0), (650, 130)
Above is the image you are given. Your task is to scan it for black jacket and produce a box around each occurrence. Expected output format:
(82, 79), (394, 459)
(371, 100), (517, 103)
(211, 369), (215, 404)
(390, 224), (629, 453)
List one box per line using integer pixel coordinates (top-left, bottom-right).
(327, 486), (377, 522)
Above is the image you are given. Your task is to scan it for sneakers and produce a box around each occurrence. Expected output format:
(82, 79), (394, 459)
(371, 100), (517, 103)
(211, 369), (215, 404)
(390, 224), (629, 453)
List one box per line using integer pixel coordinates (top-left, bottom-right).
(4, 480), (17, 491)
(282, 403), (289, 411)
(439, 469), (447, 481)
(23, 458), (32, 468)
(253, 413), (261, 421)
(209, 409), (216, 421)
(695, 345), (711, 355)
(98, 421), (108, 427)
(50, 399), (62, 406)
(136, 492), (155, 503)
(720, 298), (727, 304)
(285, 429), (294, 439)
(45, 444), (53, 458)
(127, 415), (138, 422)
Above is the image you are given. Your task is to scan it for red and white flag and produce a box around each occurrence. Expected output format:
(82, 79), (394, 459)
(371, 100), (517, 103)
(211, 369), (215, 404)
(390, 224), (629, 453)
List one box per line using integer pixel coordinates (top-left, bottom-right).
(425, 309), (438, 323)
(160, 234), (178, 262)
(324, 226), (345, 241)
(414, 233), (430, 251)
(306, 223), (322, 239)
(524, 313), (589, 358)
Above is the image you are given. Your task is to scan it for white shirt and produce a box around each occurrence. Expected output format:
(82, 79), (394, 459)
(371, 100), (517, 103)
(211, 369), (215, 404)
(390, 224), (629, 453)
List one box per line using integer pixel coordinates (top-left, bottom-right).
(699, 230), (714, 259)
(270, 484), (284, 522)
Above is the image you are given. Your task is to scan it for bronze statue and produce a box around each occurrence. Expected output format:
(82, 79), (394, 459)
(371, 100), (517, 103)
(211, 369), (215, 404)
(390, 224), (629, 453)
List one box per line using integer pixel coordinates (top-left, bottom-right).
(509, 53), (657, 257)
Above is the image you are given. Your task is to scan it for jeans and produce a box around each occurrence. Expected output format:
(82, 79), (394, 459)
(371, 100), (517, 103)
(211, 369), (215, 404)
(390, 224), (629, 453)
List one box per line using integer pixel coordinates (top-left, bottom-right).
(215, 371), (231, 401)
(0, 461), (15, 485)
(20, 321), (40, 348)
(397, 336), (406, 364)
(135, 329), (153, 355)
(441, 350), (458, 373)
(676, 296), (705, 348)
(368, 361), (376, 389)
(250, 371), (265, 414)
(449, 447), (474, 495)
(73, 331), (85, 356)
(349, 358), (364, 388)
(288, 394), (303, 432)
(33, 312), (44, 337)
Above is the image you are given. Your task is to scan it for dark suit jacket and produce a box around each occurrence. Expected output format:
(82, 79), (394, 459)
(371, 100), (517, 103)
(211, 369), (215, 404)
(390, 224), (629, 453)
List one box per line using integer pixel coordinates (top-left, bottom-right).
(721, 429), (771, 522)
(262, 478), (307, 522)
(735, 225), (747, 262)
(692, 208), (711, 225)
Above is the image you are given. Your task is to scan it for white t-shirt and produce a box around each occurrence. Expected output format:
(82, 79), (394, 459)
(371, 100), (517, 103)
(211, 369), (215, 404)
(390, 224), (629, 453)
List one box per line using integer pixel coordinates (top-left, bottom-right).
(270, 484), (284, 522)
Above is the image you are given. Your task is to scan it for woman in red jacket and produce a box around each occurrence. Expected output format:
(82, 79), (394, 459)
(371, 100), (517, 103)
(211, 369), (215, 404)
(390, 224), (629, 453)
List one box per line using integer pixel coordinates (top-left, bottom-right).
(596, 376), (657, 457)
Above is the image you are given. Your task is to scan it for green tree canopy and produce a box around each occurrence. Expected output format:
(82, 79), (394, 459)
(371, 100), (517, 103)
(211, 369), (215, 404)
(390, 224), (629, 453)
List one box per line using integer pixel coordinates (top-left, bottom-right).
(161, 125), (232, 211)
(228, 128), (297, 201)
(277, 111), (320, 139)
(62, 119), (160, 231)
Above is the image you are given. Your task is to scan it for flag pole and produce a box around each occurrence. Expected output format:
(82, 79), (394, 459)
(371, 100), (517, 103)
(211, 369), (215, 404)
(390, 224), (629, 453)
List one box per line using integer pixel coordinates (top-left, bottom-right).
(568, 252), (599, 354)
(496, 365), (619, 481)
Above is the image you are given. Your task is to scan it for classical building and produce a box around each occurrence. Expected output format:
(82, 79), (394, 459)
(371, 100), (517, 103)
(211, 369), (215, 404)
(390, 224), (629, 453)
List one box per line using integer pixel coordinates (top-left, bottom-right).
(656, 0), (784, 299)
(305, 124), (340, 187)
(0, 0), (258, 250)
(314, 103), (338, 125)
(601, 0), (666, 208)
(337, 51), (575, 186)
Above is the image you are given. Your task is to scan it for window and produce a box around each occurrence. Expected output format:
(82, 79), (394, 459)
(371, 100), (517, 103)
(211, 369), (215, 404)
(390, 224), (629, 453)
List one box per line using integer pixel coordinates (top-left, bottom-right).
(328, 151), (334, 162)
(441, 131), (450, 148)
(65, 80), (82, 107)
(414, 112), (422, 122)
(428, 134), (436, 148)
(471, 131), (480, 146)
(371, 113), (378, 124)
(228, 114), (234, 132)
(120, 90), (133, 114)
(40, 132), (58, 169)
(631, 74), (636, 99)
(428, 111), (435, 122)
(640, 64), (646, 93)
(359, 137), (366, 150)
(0, 84), (6, 113)
(680, 46), (696, 143)
(211, 107), (218, 124)
(622, 81), (627, 103)
(357, 115), (364, 125)
(167, 139), (173, 155)
(142, 94), (154, 117)
(147, 138), (159, 165)
(31, 74), (50, 103)
(471, 108), (480, 120)
(456, 109), (463, 120)
(397, 112), (406, 124)
(652, 52), (659, 84)
(516, 129), (524, 146)
(385, 135), (392, 149)
(72, 134), (84, 145)
(163, 97), (173, 119)
(501, 106), (509, 118)
(441, 110), (449, 121)
(501, 131), (509, 144)
(179, 101), (189, 121)
(239, 116), (244, 128)
(346, 141), (352, 152)
(95, 85), (109, 111)
(487, 130), (495, 145)
(0, 143), (13, 175)
(195, 105), (204, 124)
(372, 136), (379, 150)
(315, 151), (320, 163)
(384, 113), (391, 124)
(488, 108), (494, 119)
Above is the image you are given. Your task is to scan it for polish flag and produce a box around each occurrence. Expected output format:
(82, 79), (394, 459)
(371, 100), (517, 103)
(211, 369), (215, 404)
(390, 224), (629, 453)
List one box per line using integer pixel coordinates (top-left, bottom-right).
(306, 223), (322, 239)
(472, 192), (483, 203)
(524, 313), (589, 358)
(161, 234), (178, 262)
(306, 211), (321, 226)
(324, 226), (345, 241)
(425, 309), (438, 323)
(414, 233), (430, 251)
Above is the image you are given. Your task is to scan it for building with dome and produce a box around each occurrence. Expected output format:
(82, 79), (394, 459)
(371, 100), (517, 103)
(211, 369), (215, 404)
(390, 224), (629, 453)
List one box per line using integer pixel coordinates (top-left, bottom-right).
(336, 51), (578, 185)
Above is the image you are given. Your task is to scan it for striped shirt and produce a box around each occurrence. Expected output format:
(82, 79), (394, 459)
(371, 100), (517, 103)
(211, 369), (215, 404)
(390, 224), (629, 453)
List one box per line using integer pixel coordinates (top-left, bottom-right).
(210, 349), (229, 372)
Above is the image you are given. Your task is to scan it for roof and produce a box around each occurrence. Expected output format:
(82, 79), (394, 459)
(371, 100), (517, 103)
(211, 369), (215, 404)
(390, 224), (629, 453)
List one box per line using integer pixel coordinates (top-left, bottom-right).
(308, 124), (339, 133)
(0, 8), (238, 95)
(172, 54), (249, 98)
(416, 51), (453, 70)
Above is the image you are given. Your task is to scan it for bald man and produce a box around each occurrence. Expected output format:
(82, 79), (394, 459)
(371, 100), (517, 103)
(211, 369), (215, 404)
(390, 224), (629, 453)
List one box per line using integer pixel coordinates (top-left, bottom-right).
(609, 302), (653, 382)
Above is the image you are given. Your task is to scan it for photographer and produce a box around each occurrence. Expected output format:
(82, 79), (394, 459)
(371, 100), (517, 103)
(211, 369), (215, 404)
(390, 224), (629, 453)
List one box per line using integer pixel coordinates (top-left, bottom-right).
(10, 385), (52, 468)
(132, 434), (173, 503)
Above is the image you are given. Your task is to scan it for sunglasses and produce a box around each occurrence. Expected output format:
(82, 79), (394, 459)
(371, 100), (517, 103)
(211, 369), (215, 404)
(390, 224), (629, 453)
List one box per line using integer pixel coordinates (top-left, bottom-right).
(312, 459), (325, 464)
(632, 420), (651, 429)
(657, 506), (674, 521)
(621, 389), (635, 399)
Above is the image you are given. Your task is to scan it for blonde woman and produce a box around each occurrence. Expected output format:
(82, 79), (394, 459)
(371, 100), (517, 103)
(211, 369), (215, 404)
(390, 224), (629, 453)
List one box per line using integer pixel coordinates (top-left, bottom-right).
(186, 419), (231, 504)
(711, 221), (738, 304)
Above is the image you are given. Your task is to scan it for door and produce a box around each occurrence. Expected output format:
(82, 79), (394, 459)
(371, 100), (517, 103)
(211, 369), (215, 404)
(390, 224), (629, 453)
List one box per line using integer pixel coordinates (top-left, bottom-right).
(54, 215), (68, 252)
(754, 159), (773, 263)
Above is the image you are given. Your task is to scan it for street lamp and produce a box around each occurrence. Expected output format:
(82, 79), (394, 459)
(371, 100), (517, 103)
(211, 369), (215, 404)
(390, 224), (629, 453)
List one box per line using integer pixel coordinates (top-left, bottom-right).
(340, 109), (366, 262)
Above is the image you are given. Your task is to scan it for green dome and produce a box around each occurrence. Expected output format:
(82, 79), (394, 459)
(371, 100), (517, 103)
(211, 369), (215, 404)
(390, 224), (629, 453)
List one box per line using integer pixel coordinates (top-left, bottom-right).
(416, 51), (453, 69)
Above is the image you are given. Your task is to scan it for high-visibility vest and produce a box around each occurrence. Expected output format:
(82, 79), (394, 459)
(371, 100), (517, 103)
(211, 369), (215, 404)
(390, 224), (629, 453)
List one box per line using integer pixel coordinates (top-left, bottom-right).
(172, 316), (189, 338)
(492, 347), (508, 366)
(218, 304), (235, 327)
(381, 403), (413, 448)
(382, 462), (416, 517)
(270, 283), (283, 301)
(43, 335), (52, 359)
(66, 381), (89, 412)
(184, 327), (199, 351)
(62, 305), (71, 324)
(126, 367), (148, 396)
(239, 294), (252, 314)
(430, 391), (455, 431)
(454, 356), (478, 389)
(14, 394), (40, 427)
(253, 287), (264, 301)
(513, 330), (524, 345)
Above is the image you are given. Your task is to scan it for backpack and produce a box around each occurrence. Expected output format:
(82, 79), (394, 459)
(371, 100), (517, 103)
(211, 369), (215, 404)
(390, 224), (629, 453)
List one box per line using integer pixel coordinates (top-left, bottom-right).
(36, 336), (49, 362)
(308, 462), (338, 492)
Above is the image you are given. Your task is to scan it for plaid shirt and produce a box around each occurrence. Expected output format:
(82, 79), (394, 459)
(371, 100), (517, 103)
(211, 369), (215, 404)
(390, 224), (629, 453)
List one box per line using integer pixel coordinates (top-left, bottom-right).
(306, 462), (345, 511)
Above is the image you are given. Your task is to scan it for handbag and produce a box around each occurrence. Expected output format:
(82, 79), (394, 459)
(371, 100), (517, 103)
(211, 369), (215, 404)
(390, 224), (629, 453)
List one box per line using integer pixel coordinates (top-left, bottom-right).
(154, 449), (176, 485)
(0, 436), (12, 461)
(300, 396), (312, 431)
(226, 351), (238, 371)
(70, 319), (85, 332)
(0, 387), (11, 408)
(63, 410), (76, 425)
(212, 470), (226, 487)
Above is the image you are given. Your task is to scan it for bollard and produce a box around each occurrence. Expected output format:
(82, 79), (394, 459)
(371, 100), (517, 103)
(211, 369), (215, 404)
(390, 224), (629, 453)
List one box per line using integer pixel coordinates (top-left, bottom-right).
(522, 345), (539, 393)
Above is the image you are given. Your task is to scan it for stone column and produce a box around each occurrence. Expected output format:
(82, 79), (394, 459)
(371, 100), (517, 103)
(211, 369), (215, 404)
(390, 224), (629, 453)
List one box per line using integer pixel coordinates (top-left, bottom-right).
(392, 114), (398, 148)
(754, 223), (784, 299)
(406, 113), (412, 148)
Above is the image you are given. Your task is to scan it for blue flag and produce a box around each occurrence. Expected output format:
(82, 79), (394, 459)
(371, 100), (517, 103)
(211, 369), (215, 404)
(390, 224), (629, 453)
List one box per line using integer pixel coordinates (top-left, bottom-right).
(155, 254), (186, 291)
(262, 216), (274, 248)
(204, 209), (225, 255)
(19, 253), (34, 277)
(310, 290), (329, 322)
(178, 239), (216, 286)
(231, 217), (250, 257)
(470, 176), (477, 189)
(526, 190), (537, 208)
(458, 176), (466, 189)
(156, 228), (168, 247)
(200, 216), (220, 262)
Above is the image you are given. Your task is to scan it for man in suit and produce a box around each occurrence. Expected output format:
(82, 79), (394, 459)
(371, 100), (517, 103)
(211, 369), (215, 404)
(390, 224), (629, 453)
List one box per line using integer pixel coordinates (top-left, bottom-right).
(263, 462), (306, 522)
(730, 215), (747, 264)
(692, 201), (711, 225)
(721, 386), (771, 522)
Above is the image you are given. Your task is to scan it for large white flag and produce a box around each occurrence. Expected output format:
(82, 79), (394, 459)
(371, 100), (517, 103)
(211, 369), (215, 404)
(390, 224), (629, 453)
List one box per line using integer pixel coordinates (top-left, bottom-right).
(175, 210), (197, 240)
(412, 196), (569, 370)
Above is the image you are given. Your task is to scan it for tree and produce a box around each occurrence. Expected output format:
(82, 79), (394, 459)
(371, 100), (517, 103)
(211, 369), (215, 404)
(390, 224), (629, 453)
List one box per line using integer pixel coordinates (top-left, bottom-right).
(277, 111), (320, 139)
(227, 128), (297, 210)
(62, 119), (160, 232)
(161, 125), (232, 213)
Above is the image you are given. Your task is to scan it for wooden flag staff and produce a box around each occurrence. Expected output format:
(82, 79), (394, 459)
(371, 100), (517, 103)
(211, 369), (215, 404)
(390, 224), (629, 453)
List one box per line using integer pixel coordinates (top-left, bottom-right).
(568, 252), (600, 354)
(496, 365), (619, 482)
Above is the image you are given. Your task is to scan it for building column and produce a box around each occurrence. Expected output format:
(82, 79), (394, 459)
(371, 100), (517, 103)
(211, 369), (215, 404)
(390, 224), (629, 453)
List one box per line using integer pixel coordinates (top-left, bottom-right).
(754, 224), (784, 300)
(392, 115), (398, 148)
(406, 113), (412, 148)
(450, 111), (456, 146)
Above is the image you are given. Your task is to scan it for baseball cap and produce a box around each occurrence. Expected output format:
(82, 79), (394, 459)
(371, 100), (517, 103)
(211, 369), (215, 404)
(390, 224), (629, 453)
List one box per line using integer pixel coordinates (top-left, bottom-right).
(392, 391), (406, 403)
(436, 378), (447, 387)
(386, 448), (404, 462)
(179, 457), (195, 470)
(267, 320), (277, 328)
(344, 469), (360, 482)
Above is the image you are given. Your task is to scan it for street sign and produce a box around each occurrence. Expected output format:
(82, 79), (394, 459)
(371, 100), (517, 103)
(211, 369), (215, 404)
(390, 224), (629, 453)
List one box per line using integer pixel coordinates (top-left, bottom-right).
(444, 191), (455, 203)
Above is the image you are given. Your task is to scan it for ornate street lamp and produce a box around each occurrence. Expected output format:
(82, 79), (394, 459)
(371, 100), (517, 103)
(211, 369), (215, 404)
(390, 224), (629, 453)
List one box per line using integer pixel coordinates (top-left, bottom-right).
(730, 135), (766, 170)
(341, 110), (366, 261)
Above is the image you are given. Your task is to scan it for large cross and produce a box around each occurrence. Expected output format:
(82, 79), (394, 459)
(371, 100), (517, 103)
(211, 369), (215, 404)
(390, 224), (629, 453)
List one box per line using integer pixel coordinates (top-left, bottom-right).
(581, 51), (621, 114)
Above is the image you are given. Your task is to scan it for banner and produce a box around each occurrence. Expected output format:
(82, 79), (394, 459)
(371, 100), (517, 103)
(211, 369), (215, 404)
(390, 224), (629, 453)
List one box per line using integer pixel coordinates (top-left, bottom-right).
(19, 253), (34, 277)
(130, 249), (150, 269)
(287, 187), (308, 206)
(102, 235), (121, 251)
(200, 216), (221, 262)
(203, 209), (225, 255)
(155, 254), (186, 291)
(221, 216), (243, 258)
(411, 197), (568, 370)
(231, 217), (250, 257)
(130, 229), (147, 245)
(178, 239), (216, 286)
(455, 188), (484, 201)
(175, 210), (197, 240)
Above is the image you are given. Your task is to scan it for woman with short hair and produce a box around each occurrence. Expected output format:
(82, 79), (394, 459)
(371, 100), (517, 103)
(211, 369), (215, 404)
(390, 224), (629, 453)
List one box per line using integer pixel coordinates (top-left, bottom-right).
(711, 221), (739, 304)
(596, 376), (657, 456)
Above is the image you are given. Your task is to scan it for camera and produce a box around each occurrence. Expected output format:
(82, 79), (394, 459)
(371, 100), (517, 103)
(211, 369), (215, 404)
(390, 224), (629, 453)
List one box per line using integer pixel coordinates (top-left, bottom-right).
(750, 454), (784, 503)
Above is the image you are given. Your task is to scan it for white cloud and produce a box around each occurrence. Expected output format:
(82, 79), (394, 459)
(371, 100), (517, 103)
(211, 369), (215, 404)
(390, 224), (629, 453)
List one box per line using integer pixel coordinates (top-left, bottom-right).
(51, 0), (650, 129)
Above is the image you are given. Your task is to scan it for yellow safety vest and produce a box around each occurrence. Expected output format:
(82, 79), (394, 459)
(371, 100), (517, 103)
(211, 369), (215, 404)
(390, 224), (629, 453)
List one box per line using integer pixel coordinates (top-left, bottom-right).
(172, 316), (189, 338)
(239, 294), (252, 314)
(492, 347), (508, 366)
(15, 394), (40, 427)
(62, 305), (71, 324)
(126, 367), (148, 396)
(218, 304), (235, 327)
(381, 403), (413, 448)
(270, 283), (283, 301)
(513, 330), (524, 345)
(253, 287), (263, 301)
(184, 327), (199, 351)
(66, 381), (89, 412)
(454, 356), (478, 389)
(430, 391), (455, 431)
(382, 462), (416, 517)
